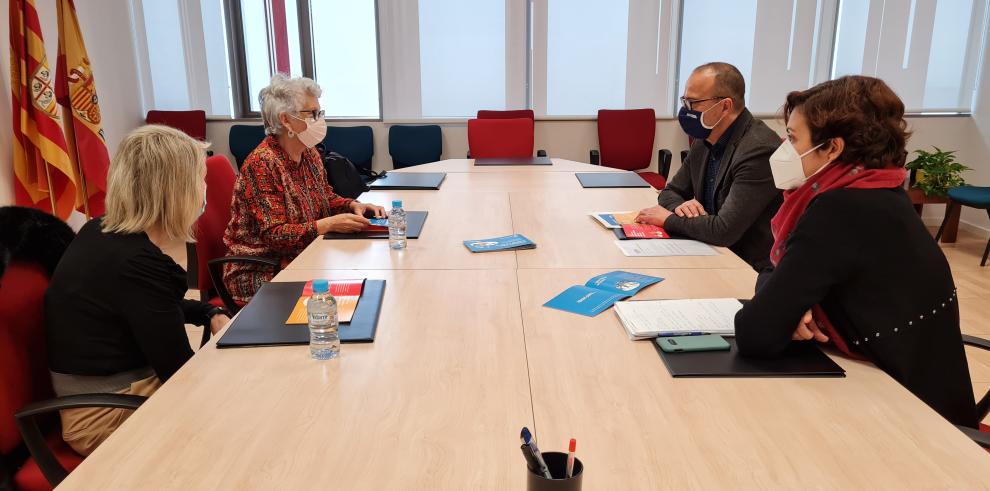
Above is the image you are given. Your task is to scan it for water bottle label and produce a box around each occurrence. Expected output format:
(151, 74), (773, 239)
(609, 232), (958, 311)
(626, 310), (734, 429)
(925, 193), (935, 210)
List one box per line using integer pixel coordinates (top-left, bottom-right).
(309, 312), (330, 323)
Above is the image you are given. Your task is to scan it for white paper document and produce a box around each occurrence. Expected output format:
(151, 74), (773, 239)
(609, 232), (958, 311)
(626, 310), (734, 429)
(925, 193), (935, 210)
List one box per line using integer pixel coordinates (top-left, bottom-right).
(613, 239), (718, 257)
(613, 298), (743, 339)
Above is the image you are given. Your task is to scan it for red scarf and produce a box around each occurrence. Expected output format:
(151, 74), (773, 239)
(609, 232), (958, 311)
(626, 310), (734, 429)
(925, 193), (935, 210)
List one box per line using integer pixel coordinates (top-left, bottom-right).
(770, 162), (907, 357)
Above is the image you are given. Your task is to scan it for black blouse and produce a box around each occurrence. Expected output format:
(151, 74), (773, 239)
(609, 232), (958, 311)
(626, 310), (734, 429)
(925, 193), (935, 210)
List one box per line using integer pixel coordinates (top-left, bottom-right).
(46, 218), (214, 382)
(735, 188), (978, 428)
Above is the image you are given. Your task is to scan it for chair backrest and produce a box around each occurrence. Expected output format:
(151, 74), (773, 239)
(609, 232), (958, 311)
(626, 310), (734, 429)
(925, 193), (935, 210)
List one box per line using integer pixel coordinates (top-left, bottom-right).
(194, 155), (237, 296)
(388, 125), (442, 169)
(228, 124), (267, 169)
(597, 108), (656, 171)
(323, 126), (375, 171)
(467, 118), (534, 159)
(0, 262), (53, 454)
(146, 110), (207, 141)
(477, 109), (535, 121)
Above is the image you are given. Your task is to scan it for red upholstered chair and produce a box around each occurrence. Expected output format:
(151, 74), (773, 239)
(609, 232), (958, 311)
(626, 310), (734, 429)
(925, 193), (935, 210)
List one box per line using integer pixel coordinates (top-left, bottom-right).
(194, 155), (279, 315)
(2, 262), (145, 490)
(590, 109), (670, 190)
(145, 110), (207, 141)
(467, 118), (536, 159)
(477, 109), (535, 121)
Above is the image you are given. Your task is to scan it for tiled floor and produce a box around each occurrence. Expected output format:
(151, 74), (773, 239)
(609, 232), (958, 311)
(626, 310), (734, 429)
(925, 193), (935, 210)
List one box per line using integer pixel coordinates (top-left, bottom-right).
(164, 228), (990, 424)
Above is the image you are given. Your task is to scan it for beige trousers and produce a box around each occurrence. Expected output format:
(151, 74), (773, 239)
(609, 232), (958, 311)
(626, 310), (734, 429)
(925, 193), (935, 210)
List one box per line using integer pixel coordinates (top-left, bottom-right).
(60, 374), (162, 456)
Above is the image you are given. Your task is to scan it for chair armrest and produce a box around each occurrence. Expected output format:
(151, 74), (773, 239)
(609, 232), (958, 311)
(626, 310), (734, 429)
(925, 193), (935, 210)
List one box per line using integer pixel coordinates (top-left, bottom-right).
(537, 149), (547, 157)
(15, 394), (147, 487)
(590, 149), (600, 165)
(658, 149), (672, 178)
(207, 256), (282, 314)
(963, 334), (990, 351)
(957, 424), (990, 449)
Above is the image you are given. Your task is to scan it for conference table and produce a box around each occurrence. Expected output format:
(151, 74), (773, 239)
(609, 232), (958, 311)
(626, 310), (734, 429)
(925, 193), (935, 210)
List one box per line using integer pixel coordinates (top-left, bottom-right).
(59, 158), (990, 489)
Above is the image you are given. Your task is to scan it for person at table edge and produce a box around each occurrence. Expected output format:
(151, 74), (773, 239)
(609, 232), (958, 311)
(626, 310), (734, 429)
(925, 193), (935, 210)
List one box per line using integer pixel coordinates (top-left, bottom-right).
(223, 74), (385, 304)
(735, 76), (977, 428)
(637, 62), (783, 272)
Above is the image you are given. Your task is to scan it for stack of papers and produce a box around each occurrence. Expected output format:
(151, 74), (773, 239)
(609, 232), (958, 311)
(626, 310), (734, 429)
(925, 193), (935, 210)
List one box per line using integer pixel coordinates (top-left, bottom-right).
(590, 211), (639, 229)
(614, 239), (717, 257)
(463, 234), (536, 252)
(613, 298), (743, 340)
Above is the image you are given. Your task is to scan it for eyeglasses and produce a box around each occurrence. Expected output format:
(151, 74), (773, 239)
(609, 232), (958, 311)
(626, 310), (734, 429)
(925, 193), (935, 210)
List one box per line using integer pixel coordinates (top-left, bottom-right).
(680, 96), (727, 111)
(297, 109), (325, 122)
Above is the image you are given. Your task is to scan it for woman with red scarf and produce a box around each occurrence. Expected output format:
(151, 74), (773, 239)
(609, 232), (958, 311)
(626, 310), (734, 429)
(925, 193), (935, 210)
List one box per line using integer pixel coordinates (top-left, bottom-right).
(734, 76), (978, 428)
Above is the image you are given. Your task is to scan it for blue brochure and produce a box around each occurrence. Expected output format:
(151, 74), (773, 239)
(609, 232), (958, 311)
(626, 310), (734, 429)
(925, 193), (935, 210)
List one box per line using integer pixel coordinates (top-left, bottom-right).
(543, 271), (664, 317)
(463, 234), (536, 253)
(369, 218), (388, 227)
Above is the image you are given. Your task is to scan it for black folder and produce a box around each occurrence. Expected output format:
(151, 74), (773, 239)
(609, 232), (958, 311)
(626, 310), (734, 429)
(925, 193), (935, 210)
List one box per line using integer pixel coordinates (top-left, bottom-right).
(323, 211), (428, 240)
(576, 172), (650, 188)
(216, 280), (385, 348)
(368, 172), (446, 190)
(654, 337), (846, 377)
(474, 156), (552, 166)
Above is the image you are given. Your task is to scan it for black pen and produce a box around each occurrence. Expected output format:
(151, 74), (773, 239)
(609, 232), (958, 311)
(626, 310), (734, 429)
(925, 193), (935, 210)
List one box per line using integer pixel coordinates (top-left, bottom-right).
(519, 444), (541, 474)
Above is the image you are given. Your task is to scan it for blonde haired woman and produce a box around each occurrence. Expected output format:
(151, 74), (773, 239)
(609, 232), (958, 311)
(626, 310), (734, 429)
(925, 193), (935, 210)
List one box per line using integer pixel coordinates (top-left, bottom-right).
(45, 125), (231, 455)
(223, 74), (385, 304)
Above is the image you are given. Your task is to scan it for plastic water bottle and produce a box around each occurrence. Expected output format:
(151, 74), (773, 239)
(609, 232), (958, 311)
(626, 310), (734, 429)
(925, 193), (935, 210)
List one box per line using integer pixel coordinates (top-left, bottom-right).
(388, 199), (407, 250)
(308, 279), (339, 360)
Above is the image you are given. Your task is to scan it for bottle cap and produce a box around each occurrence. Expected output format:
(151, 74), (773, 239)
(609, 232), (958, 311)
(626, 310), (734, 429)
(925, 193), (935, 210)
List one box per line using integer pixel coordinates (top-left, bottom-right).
(392, 200), (402, 208)
(312, 279), (329, 293)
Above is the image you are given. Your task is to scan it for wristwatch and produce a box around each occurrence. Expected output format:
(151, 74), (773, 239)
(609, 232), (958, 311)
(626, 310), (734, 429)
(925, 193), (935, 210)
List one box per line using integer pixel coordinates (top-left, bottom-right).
(206, 305), (230, 320)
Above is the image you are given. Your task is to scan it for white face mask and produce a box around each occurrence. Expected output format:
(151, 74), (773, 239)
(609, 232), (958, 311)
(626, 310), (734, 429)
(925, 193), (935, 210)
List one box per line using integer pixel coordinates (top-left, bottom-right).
(769, 140), (825, 190)
(288, 114), (327, 148)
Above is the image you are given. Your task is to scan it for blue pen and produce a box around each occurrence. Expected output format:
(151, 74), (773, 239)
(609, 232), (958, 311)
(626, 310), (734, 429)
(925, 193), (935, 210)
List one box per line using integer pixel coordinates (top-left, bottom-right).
(657, 332), (706, 337)
(521, 427), (552, 479)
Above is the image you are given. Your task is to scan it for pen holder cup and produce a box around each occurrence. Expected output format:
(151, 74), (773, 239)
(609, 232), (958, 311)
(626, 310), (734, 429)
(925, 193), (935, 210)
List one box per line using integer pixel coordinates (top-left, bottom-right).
(527, 452), (583, 491)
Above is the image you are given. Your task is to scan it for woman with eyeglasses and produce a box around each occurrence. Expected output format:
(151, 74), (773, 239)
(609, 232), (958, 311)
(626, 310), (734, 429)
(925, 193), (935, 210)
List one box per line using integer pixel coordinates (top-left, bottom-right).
(223, 74), (385, 304)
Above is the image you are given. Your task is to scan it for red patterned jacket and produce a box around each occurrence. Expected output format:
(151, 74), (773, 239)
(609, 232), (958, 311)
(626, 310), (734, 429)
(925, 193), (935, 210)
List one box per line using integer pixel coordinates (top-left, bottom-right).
(222, 136), (353, 303)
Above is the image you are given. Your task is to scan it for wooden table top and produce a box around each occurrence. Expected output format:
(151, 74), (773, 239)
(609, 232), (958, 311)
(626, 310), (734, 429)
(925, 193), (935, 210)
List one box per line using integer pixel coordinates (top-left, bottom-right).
(59, 159), (990, 489)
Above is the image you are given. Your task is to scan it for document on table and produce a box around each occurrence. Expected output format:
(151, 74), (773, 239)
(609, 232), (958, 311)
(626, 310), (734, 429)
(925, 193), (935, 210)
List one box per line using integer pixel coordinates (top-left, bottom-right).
(613, 239), (718, 257)
(613, 298), (742, 339)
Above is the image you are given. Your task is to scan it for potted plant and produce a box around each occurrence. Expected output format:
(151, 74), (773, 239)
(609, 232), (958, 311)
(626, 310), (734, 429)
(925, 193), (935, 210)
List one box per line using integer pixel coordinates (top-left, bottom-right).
(905, 147), (970, 197)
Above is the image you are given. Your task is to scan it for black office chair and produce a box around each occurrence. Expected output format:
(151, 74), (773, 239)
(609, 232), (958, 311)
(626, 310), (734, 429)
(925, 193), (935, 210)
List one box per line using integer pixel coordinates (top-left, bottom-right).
(229, 124), (267, 169)
(957, 334), (990, 449)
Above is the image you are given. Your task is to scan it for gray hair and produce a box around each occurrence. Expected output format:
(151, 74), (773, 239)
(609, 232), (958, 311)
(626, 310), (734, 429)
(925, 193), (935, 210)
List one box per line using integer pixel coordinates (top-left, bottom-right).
(258, 74), (323, 136)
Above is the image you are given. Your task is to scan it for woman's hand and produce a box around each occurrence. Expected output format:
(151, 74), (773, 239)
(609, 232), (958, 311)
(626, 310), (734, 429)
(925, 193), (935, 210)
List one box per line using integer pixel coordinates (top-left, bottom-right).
(317, 213), (371, 234)
(350, 201), (386, 218)
(209, 314), (231, 335)
(791, 310), (829, 342)
(635, 206), (673, 227)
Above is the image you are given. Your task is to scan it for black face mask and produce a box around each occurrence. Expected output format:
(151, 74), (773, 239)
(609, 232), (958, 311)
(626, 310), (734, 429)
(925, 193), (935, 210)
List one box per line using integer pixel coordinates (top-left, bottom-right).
(677, 99), (726, 140)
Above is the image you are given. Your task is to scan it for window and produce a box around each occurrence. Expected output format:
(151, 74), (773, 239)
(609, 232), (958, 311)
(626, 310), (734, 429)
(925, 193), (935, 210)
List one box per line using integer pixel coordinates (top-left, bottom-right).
(131, 0), (233, 116)
(677, 0), (828, 115)
(377, 0), (526, 119)
(229, 0), (380, 117)
(532, 0), (679, 117)
(832, 0), (987, 112)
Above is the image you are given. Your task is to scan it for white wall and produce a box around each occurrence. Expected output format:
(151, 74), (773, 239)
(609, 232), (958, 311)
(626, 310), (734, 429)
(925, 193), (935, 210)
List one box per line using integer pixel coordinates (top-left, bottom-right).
(0, 0), (146, 207)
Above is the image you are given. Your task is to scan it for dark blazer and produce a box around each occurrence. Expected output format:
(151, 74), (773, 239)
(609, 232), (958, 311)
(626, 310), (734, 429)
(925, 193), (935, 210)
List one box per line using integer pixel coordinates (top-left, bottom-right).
(658, 109), (783, 271)
(735, 188), (977, 428)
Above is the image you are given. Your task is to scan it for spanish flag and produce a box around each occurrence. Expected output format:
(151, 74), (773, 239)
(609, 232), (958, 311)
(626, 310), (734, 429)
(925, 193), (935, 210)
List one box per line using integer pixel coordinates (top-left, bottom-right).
(56, 0), (109, 217)
(9, 0), (77, 220)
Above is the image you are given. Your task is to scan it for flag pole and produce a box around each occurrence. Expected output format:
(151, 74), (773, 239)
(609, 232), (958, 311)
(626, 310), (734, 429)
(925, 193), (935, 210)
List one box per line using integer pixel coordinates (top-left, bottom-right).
(62, 110), (91, 218)
(43, 160), (57, 215)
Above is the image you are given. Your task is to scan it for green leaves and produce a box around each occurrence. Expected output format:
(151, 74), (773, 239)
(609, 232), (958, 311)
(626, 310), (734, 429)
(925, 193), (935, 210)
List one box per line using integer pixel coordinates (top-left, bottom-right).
(905, 146), (970, 197)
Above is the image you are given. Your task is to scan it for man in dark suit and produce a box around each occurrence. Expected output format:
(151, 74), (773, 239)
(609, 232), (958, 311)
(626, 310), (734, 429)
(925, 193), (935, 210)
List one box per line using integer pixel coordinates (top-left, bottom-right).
(637, 62), (783, 272)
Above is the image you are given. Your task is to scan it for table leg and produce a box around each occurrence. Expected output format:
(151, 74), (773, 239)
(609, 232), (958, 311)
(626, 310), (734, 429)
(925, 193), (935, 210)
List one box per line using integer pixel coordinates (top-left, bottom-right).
(941, 201), (960, 243)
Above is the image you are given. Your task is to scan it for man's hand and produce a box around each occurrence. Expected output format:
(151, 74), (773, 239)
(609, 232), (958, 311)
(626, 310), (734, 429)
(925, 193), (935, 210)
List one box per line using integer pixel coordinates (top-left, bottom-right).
(635, 206), (673, 227)
(674, 199), (707, 218)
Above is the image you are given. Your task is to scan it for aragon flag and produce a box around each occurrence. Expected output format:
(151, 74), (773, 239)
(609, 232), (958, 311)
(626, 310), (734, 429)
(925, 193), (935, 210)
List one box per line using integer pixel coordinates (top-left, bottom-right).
(9, 0), (77, 219)
(56, 0), (109, 217)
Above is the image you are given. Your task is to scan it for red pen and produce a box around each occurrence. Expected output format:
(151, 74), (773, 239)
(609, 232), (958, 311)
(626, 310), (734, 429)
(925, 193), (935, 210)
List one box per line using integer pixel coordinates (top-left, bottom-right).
(566, 438), (576, 478)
